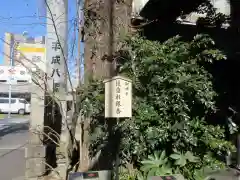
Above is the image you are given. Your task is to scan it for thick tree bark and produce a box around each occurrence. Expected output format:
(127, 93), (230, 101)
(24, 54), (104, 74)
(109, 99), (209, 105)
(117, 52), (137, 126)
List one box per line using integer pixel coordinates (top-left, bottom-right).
(80, 0), (133, 171)
(84, 0), (133, 80)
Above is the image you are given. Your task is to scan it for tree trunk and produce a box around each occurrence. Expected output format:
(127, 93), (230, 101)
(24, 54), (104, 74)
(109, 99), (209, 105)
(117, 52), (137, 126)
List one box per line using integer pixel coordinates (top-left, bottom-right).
(84, 0), (133, 80)
(81, 0), (133, 172)
(79, 117), (91, 171)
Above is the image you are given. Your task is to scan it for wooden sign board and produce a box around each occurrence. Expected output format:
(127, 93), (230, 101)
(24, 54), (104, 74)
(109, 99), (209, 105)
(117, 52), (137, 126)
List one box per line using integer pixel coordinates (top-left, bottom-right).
(104, 76), (132, 118)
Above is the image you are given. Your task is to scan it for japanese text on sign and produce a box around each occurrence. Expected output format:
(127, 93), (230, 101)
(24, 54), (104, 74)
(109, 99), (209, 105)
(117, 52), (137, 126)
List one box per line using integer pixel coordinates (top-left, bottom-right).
(46, 0), (68, 96)
(49, 40), (62, 91)
(52, 42), (61, 51)
(53, 82), (60, 92)
(32, 55), (41, 62)
(51, 55), (60, 64)
(116, 80), (121, 115)
(104, 76), (132, 118)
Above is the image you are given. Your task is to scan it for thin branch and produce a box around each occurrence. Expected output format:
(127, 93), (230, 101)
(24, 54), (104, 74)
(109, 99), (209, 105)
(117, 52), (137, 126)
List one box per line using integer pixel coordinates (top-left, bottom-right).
(42, 161), (64, 180)
(31, 128), (60, 147)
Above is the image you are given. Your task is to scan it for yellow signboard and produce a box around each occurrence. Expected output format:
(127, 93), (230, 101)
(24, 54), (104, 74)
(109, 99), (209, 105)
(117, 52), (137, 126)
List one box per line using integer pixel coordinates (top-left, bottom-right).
(17, 46), (46, 53)
(16, 44), (47, 73)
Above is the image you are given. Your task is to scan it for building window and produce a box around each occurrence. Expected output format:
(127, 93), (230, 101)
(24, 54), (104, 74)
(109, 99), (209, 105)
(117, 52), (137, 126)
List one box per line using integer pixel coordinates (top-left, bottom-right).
(19, 99), (28, 104)
(0, 99), (9, 103)
(17, 80), (28, 83)
(11, 99), (16, 104)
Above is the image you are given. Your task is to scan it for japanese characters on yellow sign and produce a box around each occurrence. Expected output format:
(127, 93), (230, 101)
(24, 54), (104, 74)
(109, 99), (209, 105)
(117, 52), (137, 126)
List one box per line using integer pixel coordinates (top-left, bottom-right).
(104, 76), (132, 118)
(17, 43), (46, 73)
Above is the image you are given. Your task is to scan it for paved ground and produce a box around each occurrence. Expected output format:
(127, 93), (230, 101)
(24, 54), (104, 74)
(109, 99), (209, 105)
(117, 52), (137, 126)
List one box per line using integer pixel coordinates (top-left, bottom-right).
(0, 117), (29, 180)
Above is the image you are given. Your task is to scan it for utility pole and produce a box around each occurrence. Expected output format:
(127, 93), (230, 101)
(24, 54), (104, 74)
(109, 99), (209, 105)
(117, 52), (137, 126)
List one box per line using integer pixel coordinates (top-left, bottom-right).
(8, 41), (15, 119)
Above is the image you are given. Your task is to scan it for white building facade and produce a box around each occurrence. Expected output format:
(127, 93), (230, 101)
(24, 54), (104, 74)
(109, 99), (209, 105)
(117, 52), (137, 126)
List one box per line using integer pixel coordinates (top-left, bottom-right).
(0, 65), (31, 85)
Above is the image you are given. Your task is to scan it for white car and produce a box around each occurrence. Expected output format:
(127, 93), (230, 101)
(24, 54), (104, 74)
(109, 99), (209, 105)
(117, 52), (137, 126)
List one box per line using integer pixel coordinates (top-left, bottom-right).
(0, 98), (30, 115)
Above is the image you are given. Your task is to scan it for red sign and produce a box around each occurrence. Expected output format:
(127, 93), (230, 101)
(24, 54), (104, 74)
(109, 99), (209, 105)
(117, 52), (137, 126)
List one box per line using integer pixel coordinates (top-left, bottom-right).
(83, 172), (99, 179)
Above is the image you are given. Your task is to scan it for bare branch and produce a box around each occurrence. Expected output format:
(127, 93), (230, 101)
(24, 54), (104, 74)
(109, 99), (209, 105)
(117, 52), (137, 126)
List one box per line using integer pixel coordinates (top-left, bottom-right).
(30, 127), (61, 147)
(42, 161), (64, 180)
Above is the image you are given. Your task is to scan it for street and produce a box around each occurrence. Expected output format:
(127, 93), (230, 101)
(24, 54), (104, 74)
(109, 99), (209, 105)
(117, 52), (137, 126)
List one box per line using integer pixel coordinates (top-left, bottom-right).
(0, 117), (29, 180)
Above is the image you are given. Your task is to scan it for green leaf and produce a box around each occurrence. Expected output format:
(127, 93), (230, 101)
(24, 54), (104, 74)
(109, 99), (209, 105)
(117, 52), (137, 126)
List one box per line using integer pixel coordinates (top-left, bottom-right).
(147, 167), (158, 177)
(141, 160), (155, 165)
(88, 32), (233, 180)
(154, 151), (160, 160)
(136, 172), (145, 180)
(160, 166), (173, 175)
(175, 158), (187, 167)
(170, 153), (180, 160)
(160, 151), (166, 160)
(185, 151), (198, 162)
(140, 164), (154, 173)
